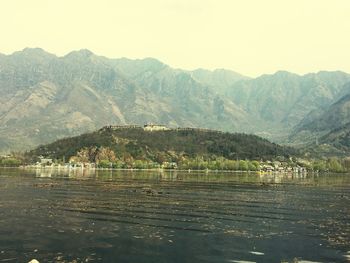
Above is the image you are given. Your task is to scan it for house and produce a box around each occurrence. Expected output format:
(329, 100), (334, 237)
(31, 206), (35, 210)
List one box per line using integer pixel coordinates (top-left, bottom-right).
(262, 165), (274, 172)
(40, 158), (53, 166)
(162, 162), (178, 169)
(143, 124), (170, 132)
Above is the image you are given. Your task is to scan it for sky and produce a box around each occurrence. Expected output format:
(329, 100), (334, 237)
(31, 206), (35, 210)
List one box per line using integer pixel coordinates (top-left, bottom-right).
(0, 0), (349, 77)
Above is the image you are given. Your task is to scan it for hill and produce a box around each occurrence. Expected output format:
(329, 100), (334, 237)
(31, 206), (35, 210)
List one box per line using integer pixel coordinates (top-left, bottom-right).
(28, 126), (297, 163)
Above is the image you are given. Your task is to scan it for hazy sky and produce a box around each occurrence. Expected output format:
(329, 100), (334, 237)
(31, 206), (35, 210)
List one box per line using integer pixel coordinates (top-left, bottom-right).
(1, 0), (349, 77)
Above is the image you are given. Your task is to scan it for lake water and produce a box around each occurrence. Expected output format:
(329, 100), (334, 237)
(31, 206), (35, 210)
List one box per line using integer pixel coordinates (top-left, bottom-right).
(0, 168), (349, 263)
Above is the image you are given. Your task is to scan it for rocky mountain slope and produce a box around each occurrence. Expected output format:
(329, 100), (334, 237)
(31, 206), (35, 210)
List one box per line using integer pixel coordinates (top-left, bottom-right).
(289, 92), (350, 152)
(320, 122), (350, 152)
(226, 71), (350, 139)
(0, 48), (249, 152)
(0, 48), (349, 153)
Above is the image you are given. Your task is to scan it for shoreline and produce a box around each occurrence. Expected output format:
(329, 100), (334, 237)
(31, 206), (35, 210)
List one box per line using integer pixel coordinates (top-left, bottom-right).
(0, 165), (313, 175)
(1, 165), (348, 174)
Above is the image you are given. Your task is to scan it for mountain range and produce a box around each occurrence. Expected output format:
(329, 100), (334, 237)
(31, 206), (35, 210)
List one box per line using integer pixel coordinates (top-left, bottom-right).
(0, 48), (349, 154)
(290, 91), (350, 154)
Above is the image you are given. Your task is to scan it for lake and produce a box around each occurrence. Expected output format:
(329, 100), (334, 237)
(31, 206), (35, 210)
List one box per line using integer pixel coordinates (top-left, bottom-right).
(0, 168), (349, 263)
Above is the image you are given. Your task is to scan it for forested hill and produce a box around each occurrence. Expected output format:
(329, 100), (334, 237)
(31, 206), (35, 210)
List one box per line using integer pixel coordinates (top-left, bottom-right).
(28, 126), (297, 162)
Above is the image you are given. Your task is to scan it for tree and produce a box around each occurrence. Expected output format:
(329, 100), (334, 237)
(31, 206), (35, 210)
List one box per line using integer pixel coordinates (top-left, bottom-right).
(251, 161), (260, 170)
(312, 160), (326, 172)
(75, 148), (90, 163)
(98, 160), (111, 168)
(96, 147), (116, 163)
(239, 160), (248, 171)
(328, 158), (343, 173)
(0, 158), (21, 167)
(343, 157), (350, 171)
(248, 161), (259, 171)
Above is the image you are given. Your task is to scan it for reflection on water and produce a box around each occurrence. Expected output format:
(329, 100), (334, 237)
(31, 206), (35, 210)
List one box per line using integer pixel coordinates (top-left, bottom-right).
(0, 168), (349, 263)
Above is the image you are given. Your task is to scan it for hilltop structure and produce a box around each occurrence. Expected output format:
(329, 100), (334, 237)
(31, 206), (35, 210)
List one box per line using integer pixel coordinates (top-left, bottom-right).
(143, 124), (170, 132)
(102, 124), (171, 132)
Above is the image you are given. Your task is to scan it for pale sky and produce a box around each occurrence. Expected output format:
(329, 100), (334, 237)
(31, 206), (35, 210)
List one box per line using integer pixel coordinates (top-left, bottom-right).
(0, 0), (349, 77)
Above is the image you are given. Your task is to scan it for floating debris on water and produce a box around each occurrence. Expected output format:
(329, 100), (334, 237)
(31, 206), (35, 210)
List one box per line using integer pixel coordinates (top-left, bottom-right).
(228, 260), (256, 263)
(249, 251), (264, 255)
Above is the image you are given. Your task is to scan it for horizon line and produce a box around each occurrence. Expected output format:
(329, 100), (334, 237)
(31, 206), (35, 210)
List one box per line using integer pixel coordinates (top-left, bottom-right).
(1, 47), (349, 79)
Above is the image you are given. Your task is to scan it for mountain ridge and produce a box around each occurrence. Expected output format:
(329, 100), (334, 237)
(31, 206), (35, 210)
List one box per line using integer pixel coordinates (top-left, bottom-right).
(0, 48), (250, 153)
(0, 47), (349, 154)
(290, 92), (350, 148)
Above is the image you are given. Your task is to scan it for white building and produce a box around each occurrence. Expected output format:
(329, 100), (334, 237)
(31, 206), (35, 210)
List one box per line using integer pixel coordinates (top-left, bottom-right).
(143, 124), (170, 132)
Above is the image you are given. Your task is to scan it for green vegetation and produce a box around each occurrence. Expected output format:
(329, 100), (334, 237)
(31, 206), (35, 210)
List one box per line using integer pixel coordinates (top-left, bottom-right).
(0, 157), (22, 167)
(310, 157), (350, 173)
(177, 158), (259, 171)
(22, 126), (350, 173)
(0, 152), (26, 167)
(28, 127), (297, 163)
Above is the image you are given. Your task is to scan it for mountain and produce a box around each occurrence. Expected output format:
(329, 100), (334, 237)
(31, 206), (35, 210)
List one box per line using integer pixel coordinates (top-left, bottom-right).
(227, 71), (350, 140)
(320, 122), (350, 153)
(190, 68), (249, 94)
(111, 59), (248, 93)
(28, 126), (297, 162)
(290, 92), (350, 152)
(111, 57), (168, 78)
(1, 47), (349, 154)
(0, 49), (135, 152)
(293, 93), (350, 134)
(111, 59), (250, 128)
(0, 48), (250, 153)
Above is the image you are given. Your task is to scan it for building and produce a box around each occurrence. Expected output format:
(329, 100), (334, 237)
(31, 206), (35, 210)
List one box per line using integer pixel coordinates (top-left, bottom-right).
(40, 158), (53, 166)
(143, 124), (170, 132)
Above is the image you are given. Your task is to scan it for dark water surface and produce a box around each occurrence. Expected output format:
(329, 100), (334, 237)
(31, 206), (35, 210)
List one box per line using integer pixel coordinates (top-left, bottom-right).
(0, 168), (349, 263)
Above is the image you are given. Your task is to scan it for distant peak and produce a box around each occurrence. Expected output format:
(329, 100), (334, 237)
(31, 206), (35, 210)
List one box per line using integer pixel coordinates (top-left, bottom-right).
(274, 70), (298, 76)
(315, 70), (349, 76)
(140, 57), (165, 66)
(213, 68), (233, 73)
(64, 49), (95, 58)
(213, 68), (248, 77)
(256, 70), (300, 80)
(19, 47), (51, 55)
(191, 68), (249, 81)
(22, 47), (45, 52)
(78, 49), (94, 56)
(10, 47), (56, 59)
